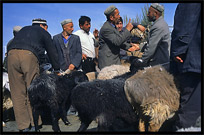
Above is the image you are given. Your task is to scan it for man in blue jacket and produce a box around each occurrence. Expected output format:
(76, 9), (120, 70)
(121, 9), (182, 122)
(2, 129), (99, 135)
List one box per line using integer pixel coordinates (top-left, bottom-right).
(7, 18), (60, 132)
(170, 3), (201, 130)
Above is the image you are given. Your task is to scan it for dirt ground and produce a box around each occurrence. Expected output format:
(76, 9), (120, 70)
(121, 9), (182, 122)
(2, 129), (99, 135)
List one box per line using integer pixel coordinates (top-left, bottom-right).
(2, 114), (98, 132)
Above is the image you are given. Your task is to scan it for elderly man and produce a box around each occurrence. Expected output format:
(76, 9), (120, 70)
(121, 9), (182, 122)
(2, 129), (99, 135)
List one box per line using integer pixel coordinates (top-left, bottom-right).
(7, 18), (60, 132)
(136, 3), (170, 69)
(53, 19), (82, 72)
(98, 5), (138, 70)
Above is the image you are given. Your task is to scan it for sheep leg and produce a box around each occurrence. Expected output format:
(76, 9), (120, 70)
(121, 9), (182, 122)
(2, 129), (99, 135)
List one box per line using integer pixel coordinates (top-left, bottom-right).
(32, 107), (40, 132)
(138, 112), (150, 132)
(97, 114), (110, 131)
(78, 121), (91, 132)
(139, 118), (145, 132)
(60, 108), (70, 126)
(60, 102), (71, 126)
(50, 108), (61, 132)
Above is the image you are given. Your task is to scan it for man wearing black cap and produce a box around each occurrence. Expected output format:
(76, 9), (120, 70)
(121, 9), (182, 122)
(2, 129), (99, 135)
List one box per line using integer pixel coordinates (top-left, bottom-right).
(98, 5), (138, 70)
(135, 3), (170, 69)
(7, 18), (60, 132)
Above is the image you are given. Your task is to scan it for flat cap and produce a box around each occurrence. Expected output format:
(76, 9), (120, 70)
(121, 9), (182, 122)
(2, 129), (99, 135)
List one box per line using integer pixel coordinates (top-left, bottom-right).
(151, 3), (164, 13)
(13, 26), (22, 33)
(104, 5), (117, 16)
(61, 19), (72, 26)
(32, 18), (47, 25)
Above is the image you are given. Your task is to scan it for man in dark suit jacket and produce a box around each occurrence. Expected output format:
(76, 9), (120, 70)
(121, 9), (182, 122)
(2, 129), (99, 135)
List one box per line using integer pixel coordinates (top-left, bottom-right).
(53, 19), (82, 71)
(98, 5), (138, 70)
(170, 3), (201, 130)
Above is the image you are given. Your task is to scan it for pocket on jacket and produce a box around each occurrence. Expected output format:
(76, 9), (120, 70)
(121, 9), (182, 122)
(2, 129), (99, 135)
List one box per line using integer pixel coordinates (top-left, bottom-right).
(178, 35), (189, 44)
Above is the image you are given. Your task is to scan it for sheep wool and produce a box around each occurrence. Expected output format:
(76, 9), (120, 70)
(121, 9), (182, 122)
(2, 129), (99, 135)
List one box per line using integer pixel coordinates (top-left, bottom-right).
(124, 65), (180, 132)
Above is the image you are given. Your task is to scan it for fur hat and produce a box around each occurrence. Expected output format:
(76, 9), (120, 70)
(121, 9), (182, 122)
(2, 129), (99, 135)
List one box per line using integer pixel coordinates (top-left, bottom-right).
(104, 5), (117, 16)
(151, 3), (164, 13)
(61, 19), (72, 26)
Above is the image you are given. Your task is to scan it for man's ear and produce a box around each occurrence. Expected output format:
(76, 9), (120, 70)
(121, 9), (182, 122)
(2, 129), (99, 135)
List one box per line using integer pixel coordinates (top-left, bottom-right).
(110, 15), (114, 21)
(79, 24), (83, 29)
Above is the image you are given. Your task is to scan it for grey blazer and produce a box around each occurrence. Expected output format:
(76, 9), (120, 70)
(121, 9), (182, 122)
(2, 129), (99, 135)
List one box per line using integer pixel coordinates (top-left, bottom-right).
(98, 21), (132, 70)
(141, 16), (170, 66)
(53, 33), (82, 71)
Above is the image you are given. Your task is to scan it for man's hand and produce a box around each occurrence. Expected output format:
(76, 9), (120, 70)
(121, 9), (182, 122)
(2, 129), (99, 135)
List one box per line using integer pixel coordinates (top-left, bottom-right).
(82, 53), (87, 60)
(68, 64), (75, 70)
(126, 18), (133, 31)
(128, 43), (140, 52)
(174, 56), (183, 63)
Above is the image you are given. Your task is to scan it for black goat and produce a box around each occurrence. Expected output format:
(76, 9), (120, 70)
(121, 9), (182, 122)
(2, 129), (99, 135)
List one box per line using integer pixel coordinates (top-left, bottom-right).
(71, 78), (139, 132)
(28, 71), (88, 132)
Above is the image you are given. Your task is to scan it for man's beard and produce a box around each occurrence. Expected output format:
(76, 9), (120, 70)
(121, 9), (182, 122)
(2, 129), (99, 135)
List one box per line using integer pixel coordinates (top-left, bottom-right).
(148, 15), (156, 22)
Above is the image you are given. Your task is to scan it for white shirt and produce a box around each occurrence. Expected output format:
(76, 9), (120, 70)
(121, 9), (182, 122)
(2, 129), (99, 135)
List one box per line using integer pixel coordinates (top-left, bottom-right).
(73, 29), (95, 58)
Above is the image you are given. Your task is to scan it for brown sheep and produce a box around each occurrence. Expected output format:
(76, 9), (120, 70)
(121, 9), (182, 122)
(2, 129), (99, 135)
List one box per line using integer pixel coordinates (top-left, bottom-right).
(124, 65), (180, 132)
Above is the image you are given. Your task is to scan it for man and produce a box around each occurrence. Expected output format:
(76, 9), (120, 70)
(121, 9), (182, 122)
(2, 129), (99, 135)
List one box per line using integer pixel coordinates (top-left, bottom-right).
(53, 19), (82, 72)
(137, 3), (170, 68)
(73, 16), (99, 73)
(115, 17), (144, 60)
(7, 18), (60, 132)
(3, 26), (22, 72)
(170, 3), (201, 131)
(98, 5), (138, 70)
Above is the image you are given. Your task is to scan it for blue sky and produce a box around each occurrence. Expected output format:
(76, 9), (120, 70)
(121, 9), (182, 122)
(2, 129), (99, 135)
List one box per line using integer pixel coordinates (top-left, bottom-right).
(2, 3), (178, 59)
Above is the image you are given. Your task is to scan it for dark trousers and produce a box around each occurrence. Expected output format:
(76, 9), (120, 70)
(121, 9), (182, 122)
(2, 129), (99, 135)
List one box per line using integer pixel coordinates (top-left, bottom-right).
(82, 57), (96, 74)
(174, 72), (201, 130)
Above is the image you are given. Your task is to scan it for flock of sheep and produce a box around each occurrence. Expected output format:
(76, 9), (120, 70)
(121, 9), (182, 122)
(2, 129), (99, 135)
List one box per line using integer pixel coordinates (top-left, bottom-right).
(3, 56), (182, 132)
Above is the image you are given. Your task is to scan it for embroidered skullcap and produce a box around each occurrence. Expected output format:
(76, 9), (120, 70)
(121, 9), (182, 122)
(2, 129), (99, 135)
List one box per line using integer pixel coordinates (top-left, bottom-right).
(104, 5), (117, 16)
(151, 3), (164, 13)
(13, 26), (22, 33)
(32, 18), (47, 25)
(61, 19), (72, 26)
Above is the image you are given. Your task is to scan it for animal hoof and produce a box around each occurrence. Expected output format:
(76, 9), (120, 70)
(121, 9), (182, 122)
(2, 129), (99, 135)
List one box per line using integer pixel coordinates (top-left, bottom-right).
(65, 122), (72, 126)
(3, 122), (6, 127)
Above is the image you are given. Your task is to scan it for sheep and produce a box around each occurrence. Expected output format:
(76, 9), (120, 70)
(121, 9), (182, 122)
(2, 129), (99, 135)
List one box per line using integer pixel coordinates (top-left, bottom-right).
(97, 62), (130, 80)
(3, 72), (14, 127)
(85, 72), (98, 81)
(71, 79), (139, 132)
(28, 71), (88, 132)
(124, 65), (180, 132)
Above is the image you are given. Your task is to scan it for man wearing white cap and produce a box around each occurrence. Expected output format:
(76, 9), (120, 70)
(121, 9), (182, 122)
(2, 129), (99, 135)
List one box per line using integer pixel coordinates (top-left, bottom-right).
(98, 5), (138, 70)
(4, 26), (22, 72)
(136, 3), (170, 69)
(53, 19), (82, 72)
(7, 18), (60, 132)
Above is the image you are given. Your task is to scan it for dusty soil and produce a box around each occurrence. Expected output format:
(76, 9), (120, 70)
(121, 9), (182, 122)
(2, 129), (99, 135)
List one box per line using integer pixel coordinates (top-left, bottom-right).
(2, 114), (98, 132)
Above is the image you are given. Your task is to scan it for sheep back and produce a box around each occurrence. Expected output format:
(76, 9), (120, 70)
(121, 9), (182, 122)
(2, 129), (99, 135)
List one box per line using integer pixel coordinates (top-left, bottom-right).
(97, 64), (130, 80)
(124, 65), (180, 111)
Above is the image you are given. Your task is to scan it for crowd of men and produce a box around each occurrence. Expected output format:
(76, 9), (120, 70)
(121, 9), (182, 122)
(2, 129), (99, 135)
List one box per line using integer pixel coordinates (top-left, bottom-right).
(3, 3), (201, 132)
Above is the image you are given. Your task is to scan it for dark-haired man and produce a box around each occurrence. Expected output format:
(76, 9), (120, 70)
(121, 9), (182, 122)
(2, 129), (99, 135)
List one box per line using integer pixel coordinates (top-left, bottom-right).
(7, 18), (60, 132)
(74, 16), (99, 73)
